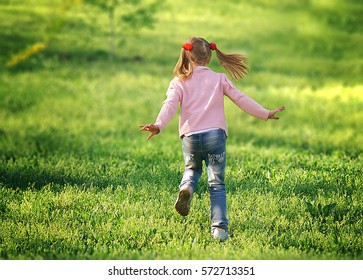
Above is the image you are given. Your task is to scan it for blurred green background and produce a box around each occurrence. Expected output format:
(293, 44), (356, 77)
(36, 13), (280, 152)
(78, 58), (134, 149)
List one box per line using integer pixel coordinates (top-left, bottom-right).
(0, 0), (362, 260)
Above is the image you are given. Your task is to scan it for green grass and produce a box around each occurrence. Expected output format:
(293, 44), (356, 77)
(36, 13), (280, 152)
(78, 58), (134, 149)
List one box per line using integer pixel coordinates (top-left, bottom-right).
(0, 0), (362, 260)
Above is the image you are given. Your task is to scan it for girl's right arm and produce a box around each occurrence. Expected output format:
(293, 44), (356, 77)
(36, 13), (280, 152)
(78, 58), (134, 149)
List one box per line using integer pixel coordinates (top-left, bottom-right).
(268, 106), (285, 119)
(223, 75), (284, 120)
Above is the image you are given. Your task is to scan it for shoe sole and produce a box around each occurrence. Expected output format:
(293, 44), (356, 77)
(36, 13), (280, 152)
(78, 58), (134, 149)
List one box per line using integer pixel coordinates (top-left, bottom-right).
(214, 233), (229, 242)
(213, 229), (229, 242)
(174, 188), (191, 216)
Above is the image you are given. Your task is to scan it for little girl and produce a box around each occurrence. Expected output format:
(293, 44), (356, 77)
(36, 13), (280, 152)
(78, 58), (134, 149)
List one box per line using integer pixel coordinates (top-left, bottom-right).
(140, 37), (284, 242)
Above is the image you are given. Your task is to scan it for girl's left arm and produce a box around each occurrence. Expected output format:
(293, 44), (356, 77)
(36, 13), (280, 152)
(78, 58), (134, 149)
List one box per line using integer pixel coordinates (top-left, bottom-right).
(140, 80), (181, 140)
(139, 124), (160, 140)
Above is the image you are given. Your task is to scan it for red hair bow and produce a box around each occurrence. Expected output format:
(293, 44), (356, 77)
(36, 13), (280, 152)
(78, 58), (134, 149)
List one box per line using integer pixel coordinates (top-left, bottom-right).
(209, 42), (217, 50)
(182, 42), (193, 51)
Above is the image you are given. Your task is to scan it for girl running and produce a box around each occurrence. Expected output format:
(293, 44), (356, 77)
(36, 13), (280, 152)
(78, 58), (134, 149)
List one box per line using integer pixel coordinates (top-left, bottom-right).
(140, 37), (285, 241)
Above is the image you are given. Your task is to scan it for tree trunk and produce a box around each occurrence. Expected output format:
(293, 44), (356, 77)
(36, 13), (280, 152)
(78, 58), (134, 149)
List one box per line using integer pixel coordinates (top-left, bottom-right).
(108, 7), (115, 61)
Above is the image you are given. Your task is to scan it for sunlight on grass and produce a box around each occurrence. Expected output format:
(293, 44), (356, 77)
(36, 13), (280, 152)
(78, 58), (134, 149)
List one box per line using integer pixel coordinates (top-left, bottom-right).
(0, 0), (362, 260)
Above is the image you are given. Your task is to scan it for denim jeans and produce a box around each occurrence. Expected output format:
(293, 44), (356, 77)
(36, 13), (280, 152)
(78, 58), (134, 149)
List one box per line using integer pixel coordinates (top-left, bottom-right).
(180, 129), (229, 231)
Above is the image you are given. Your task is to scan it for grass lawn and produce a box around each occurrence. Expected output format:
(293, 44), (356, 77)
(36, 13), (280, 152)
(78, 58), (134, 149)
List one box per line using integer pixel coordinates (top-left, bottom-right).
(0, 0), (362, 259)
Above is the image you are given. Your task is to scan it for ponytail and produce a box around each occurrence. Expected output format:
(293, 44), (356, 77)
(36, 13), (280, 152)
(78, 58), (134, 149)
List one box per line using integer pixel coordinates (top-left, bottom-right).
(173, 37), (248, 81)
(214, 48), (248, 80)
(173, 48), (193, 81)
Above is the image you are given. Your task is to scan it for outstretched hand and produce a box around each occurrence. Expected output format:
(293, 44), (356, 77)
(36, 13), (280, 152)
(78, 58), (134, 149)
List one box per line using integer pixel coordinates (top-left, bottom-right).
(268, 106), (285, 120)
(139, 124), (160, 140)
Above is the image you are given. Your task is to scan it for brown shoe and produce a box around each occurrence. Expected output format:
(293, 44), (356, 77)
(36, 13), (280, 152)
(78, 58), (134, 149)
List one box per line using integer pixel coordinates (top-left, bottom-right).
(174, 185), (193, 216)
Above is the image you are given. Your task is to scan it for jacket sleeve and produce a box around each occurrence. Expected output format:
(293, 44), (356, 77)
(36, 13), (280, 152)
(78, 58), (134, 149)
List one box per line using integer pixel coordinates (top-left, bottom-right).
(154, 80), (181, 131)
(222, 74), (269, 120)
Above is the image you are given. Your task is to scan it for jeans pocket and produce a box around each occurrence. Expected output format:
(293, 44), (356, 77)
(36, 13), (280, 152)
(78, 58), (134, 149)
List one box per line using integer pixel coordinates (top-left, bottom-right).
(204, 130), (226, 152)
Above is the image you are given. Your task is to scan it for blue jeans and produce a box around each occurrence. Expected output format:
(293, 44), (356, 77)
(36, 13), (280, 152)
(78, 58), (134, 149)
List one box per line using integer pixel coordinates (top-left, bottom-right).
(180, 129), (229, 231)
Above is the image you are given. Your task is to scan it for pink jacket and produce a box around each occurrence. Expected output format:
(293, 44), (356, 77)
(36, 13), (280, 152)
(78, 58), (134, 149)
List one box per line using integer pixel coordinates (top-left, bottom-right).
(155, 66), (269, 138)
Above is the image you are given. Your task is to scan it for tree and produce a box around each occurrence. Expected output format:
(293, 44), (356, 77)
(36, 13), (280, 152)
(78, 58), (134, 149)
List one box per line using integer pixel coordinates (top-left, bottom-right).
(5, 0), (82, 68)
(84, 0), (163, 60)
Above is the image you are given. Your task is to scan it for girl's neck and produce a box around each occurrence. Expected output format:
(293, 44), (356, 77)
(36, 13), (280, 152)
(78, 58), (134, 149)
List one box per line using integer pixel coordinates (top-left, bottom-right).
(193, 63), (208, 67)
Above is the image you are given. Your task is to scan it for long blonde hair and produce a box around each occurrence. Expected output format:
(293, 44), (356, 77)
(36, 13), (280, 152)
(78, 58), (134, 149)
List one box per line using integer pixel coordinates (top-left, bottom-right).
(173, 37), (248, 81)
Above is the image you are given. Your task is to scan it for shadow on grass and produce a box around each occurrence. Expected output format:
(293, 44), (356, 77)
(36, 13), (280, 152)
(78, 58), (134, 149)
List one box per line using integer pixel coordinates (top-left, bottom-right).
(1, 164), (88, 191)
(0, 128), (129, 190)
(1, 112), (360, 195)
